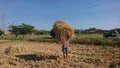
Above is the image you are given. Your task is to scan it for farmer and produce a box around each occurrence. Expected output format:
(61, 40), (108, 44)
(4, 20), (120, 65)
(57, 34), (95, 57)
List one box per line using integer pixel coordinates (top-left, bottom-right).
(62, 41), (69, 58)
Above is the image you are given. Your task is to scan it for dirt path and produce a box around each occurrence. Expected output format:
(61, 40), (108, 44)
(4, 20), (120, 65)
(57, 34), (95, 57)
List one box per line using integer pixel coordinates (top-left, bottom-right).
(0, 41), (120, 68)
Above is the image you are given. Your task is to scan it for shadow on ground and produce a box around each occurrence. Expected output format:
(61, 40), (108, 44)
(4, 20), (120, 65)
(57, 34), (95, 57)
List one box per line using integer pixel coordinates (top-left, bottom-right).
(15, 54), (60, 61)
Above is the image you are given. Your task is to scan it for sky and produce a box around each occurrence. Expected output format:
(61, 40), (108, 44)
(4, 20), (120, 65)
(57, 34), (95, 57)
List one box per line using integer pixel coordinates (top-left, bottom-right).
(0, 0), (120, 30)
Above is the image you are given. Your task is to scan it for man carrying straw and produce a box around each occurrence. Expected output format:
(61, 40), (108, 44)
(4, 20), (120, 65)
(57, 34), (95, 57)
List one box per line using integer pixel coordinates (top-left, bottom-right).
(53, 20), (74, 58)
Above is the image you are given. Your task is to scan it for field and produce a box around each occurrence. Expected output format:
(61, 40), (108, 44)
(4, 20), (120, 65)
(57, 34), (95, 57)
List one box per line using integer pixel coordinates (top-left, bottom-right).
(0, 40), (120, 68)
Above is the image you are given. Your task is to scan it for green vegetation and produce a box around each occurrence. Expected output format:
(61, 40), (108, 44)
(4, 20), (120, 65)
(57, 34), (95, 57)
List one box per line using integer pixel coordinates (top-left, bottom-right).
(0, 23), (120, 46)
(0, 34), (120, 47)
(27, 35), (56, 43)
(0, 30), (4, 36)
(71, 34), (120, 46)
(9, 23), (35, 37)
(34, 30), (50, 35)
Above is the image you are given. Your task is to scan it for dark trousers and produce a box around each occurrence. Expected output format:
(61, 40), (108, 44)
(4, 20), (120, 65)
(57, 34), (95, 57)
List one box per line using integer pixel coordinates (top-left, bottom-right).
(62, 45), (68, 55)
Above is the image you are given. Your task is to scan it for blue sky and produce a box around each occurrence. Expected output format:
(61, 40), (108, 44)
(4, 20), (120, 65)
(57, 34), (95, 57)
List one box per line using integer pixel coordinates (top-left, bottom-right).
(0, 0), (120, 30)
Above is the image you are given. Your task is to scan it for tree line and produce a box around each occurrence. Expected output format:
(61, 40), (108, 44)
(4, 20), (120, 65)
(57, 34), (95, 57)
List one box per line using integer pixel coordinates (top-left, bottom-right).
(0, 23), (120, 37)
(74, 28), (120, 34)
(0, 23), (50, 37)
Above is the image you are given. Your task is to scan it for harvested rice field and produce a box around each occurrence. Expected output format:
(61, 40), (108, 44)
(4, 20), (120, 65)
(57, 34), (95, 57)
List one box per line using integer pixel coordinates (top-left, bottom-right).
(0, 40), (120, 68)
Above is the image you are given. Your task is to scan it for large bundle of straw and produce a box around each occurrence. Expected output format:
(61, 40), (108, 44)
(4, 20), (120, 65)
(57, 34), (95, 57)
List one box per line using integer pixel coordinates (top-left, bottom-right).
(53, 20), (74, 43)
(4, 44), (30, 55)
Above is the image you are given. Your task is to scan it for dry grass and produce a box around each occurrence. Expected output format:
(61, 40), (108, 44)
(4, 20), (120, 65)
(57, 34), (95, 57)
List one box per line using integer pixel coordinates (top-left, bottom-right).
(4, 43), (32, 55)
(53, 20), (74, 43)
(0, 41), (120, 68)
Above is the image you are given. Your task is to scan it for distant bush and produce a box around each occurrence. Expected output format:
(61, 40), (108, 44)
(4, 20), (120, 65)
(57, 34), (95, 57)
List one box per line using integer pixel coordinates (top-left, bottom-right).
(70, 37), (119, 46)
(28, 36), (56, 43)
(0, 31), (4, 36)
(50, 29), (55, 38)
(70, 37), (91, 45)
(90, 38), (109, 46)
(34, 30), (50, 35)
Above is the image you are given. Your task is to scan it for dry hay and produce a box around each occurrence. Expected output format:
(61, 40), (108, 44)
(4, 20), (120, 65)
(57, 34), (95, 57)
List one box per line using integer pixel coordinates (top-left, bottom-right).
(0, 64), (15, 68)
(4, 43), (31, 55)
(0, 41), (120, 68)
(0, 40), (10, 43)
(53, 20), (74, 43)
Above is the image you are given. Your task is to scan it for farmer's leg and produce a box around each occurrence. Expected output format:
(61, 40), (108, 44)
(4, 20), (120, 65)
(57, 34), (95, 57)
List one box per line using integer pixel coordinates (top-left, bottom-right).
(63, 48), (68, 58)
(62, 45), (66, 58)
(65, 48), (68, 58)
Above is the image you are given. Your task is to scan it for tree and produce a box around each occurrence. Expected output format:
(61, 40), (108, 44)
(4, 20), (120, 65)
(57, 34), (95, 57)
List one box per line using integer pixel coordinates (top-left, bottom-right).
(9, 23), (34, 37)
(88, 28), (97, 31)
(0, 29), (4, 36)
(50, 29), (56, 38)
(9, 25), (20, 37)
(19, 23), (35, 35)
(34, 30), (50, 35)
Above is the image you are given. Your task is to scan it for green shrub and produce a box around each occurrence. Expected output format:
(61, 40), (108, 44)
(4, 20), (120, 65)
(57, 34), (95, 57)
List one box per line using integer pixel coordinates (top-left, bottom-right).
(90, 38), (109, 46)
(34, 30), (50, 35)
(70, 37), (91, 45)
(28, 36), (56, 43)
(0, 34), (119, 47)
